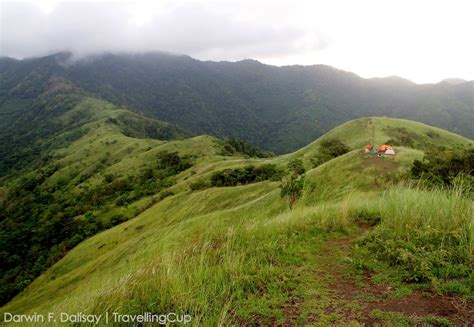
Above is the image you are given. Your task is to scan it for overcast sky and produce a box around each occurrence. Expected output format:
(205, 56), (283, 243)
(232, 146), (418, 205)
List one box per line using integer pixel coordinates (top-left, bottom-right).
(1, 0), (473, 83)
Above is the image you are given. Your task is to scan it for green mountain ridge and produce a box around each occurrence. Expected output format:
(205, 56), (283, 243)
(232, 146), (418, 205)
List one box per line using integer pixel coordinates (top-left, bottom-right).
(1, 52), (473, 153)
(0, 53), (473, 324)
(1, 115), (472, 324)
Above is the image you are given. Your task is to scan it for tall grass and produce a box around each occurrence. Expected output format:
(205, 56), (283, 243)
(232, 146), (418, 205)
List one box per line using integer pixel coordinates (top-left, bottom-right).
(378, 184), (471, 240)
(354, 180), (472, 290)
(71, 207), (332, 325)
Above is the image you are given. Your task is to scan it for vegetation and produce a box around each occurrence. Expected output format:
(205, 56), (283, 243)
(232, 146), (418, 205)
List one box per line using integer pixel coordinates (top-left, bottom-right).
(352, 183), (472, 296)
(0, 110), (473, 325)
(2, 53), (473, 154)
(411, 147), (473, 186)
(220, 138), (273, 158)
(310, 138), (350, 167)
(0, 149), (193, 305)
(279, 158), (306, 209)
(280, 175), (305, 210)
(210, 164), (284, 187)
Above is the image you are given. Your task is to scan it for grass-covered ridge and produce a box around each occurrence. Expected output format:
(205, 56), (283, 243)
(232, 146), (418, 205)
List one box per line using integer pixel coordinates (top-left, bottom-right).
(1, 116), (473, 325)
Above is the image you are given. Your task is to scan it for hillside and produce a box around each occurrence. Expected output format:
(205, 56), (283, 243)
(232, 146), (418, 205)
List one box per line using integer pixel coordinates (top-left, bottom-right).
(0, 87), (202, 304)
(2, 117), (472, 325)
(1, 52), (473, 153)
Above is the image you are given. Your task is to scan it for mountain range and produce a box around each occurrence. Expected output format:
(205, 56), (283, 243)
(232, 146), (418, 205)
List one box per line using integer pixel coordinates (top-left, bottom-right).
(0, 52), (473, 323)
(1, 52), (472, 156)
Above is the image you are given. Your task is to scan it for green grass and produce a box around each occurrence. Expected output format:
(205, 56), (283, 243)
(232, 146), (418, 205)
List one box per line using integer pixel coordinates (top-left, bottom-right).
(1, 116), (473, 325)
(351, 183), (472, 297)
(369, 309), (453, 327)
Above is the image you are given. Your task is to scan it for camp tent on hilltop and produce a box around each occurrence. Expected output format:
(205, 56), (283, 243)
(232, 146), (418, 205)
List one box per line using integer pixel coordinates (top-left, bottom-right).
(385, 149), (396, 155)
(377, 144), (391, 152)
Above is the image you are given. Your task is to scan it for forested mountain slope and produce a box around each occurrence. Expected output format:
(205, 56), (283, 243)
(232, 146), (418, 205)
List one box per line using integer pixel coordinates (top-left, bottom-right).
(1, 52), (473, 153)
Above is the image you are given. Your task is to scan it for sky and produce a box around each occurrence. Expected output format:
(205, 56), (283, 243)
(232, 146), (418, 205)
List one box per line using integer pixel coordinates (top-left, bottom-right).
(1, 0), (473, 83)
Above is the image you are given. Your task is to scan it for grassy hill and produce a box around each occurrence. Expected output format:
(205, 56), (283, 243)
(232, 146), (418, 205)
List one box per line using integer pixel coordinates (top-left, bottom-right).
(2, 117), (472, 325)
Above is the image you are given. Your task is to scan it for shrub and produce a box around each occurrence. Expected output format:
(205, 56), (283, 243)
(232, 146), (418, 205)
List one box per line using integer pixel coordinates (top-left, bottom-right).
(280, 175), (305, 210)
(411, 147), (473, 187)
(353, 184), (472, 295)
(220, 138), (273, 158)
(156, 151), (193, 173)
(288, 158), (305, 176)
(210, 164), (284, 187)
(311, 138), (350, 168)
(352, 209), (381, 227)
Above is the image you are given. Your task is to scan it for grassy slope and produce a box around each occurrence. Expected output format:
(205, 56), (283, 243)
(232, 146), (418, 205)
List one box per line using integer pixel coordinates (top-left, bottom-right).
(1, 117), (472, 325)
(1, 96), (207, 220)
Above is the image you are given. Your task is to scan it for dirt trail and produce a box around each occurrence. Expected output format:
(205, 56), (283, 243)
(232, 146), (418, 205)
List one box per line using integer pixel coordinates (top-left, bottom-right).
(280, 230), (474, 326)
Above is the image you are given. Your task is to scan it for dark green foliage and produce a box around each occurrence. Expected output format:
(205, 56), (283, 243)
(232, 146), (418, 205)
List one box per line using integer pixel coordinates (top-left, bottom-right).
(355, 227), (471, 289)
(280, 159), (306, 209)
(288, 158), (306, 176)
(411, 148), (473, 186)
(311, 138), (350, 168)
(108, 112), (189, 141)
(352, 209), (382, 227)
(156, 151), (193, 172)
(210, 164), (284, 187)
(0, 94), (83, 178)
(280, 175), (305, 210)
(220, 138), (273, 158)
(0, 151), (192, 305)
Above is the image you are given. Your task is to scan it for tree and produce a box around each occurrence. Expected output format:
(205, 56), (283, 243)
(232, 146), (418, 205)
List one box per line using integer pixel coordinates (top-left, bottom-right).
(288, 158), (305, 176)
(280, 175), (305, 210)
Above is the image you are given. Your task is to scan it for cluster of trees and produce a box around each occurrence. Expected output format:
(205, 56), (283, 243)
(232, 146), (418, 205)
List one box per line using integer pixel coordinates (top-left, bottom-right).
(210, 164), (284, 187)
(0, 94), (83, 178)
(0, 151), (192, 305)
(106, 113), (188, 141)
(193, 158), (308, 210)
(220, 138), (273, 158)
(411, 147), (473, 186)
(311, 138), (350, 168)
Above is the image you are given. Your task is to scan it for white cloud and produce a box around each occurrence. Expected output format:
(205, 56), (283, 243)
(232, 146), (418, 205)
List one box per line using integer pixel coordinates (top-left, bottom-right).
(1, 0), (473, 83)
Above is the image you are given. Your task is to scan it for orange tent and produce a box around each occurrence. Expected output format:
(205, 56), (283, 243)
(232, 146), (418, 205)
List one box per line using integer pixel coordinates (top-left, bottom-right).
(377, 144), (391, 152)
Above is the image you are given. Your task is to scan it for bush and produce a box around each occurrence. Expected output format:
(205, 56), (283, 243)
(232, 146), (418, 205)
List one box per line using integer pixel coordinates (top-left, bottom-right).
(288, 158), (305, 176)
(311, 138), (350, 168)
(357, 227), (470, 283)
(352, 209), (381, 227)
(220, 138), (273, 158)
(210, 164), (284, 187)
(280, 175), (305, 210)
(156, 151), (193, 173)
(411, 147), (473, 187)
(352, 184), (472, 295)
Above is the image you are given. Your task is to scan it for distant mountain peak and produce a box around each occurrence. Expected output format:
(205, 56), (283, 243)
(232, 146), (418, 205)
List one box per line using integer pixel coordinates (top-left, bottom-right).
(369, 75), (415, 85)
(439, 78), (467, 85)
